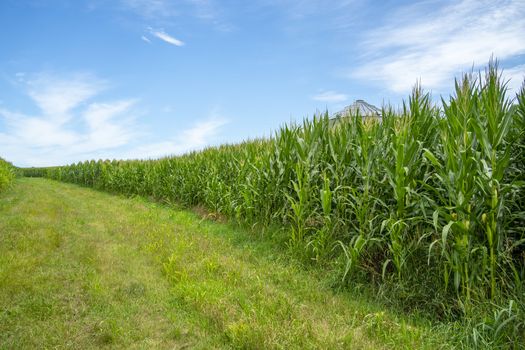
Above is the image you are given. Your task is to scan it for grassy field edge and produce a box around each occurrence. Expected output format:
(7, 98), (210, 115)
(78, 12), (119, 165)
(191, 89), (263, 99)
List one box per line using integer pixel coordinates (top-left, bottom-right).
(0, 178), (463, 349)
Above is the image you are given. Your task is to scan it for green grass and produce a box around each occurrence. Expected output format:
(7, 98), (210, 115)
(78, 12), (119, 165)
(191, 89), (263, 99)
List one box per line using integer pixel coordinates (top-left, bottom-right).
(0, 178), (455, 349)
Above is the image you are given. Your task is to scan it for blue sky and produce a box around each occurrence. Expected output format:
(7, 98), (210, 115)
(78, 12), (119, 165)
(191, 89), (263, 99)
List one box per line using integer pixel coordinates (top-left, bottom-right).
(1, 0), (524, 167)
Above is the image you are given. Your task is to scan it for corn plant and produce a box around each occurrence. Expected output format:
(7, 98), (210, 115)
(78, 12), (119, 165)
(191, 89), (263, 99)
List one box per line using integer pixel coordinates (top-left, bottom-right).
(0, 158), (17, 192)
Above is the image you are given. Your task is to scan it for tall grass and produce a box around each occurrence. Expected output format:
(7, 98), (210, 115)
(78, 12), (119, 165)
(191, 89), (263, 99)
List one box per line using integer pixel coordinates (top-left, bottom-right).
(22, 62), (525, 338)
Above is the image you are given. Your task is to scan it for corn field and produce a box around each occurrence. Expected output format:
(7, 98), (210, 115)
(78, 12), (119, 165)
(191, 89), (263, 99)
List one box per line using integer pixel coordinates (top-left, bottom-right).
(0, 158), (16, 192)
(21, 63), (525, 320)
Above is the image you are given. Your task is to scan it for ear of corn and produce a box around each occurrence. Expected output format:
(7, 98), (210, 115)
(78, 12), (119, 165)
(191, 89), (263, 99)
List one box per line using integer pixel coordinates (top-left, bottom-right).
(19, 61), (525, 317)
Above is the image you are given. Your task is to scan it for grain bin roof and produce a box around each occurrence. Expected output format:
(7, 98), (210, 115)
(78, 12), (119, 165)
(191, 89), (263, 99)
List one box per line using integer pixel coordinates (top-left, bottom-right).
(332, 100), (382, 118)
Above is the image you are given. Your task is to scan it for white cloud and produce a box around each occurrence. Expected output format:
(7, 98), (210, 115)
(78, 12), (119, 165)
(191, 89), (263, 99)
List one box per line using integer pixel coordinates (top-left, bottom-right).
(0, 109), (79, 148)
(503, 64), (525, 93)
(26, 73), (106, 121)
(125, 116), (229, 159)
(183, 117), (226, 144)
(141, 35), (151, 43)
(0, 73), (229, 166)
(80, 100), (137, 151)
(0, 73), (137, 166)
(352, 0), (525, 93)
(150, 29), (185, 46)
(312, 90), (348, 103)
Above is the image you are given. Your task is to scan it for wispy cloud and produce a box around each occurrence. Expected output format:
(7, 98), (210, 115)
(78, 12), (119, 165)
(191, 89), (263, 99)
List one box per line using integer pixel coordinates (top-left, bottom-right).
(26, 73), (106, 121)
(352, 0), (525, 93)
(261, 0), (360, 33)
(0, 73), (137, 166)
(312, 90), (348, 103)
(120, 0), (177, 19)
(187, 0), (234, 32)
(121, 0), (230, 30)
(148, 28), (185, 46)
(503, 64), (525, 93)
(0, 72), (229, 166)
(187, 0), (217, 20)
(81, 100), (137, 151)
(124, 115), (229, 159)
(141, 35), (151, 43)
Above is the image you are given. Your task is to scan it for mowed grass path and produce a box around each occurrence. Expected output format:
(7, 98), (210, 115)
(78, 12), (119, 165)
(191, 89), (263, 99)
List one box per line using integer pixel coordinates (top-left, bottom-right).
(0, 178), (451, 349)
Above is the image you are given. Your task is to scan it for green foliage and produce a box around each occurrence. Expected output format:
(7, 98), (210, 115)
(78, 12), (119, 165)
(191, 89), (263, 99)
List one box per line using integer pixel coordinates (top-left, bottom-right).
(0, 158), (17, 192)
(21, 62), (525, 340)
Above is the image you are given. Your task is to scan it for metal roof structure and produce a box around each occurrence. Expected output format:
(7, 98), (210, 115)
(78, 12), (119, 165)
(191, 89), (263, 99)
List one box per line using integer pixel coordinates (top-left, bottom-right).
(331, 99), (382, 119)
